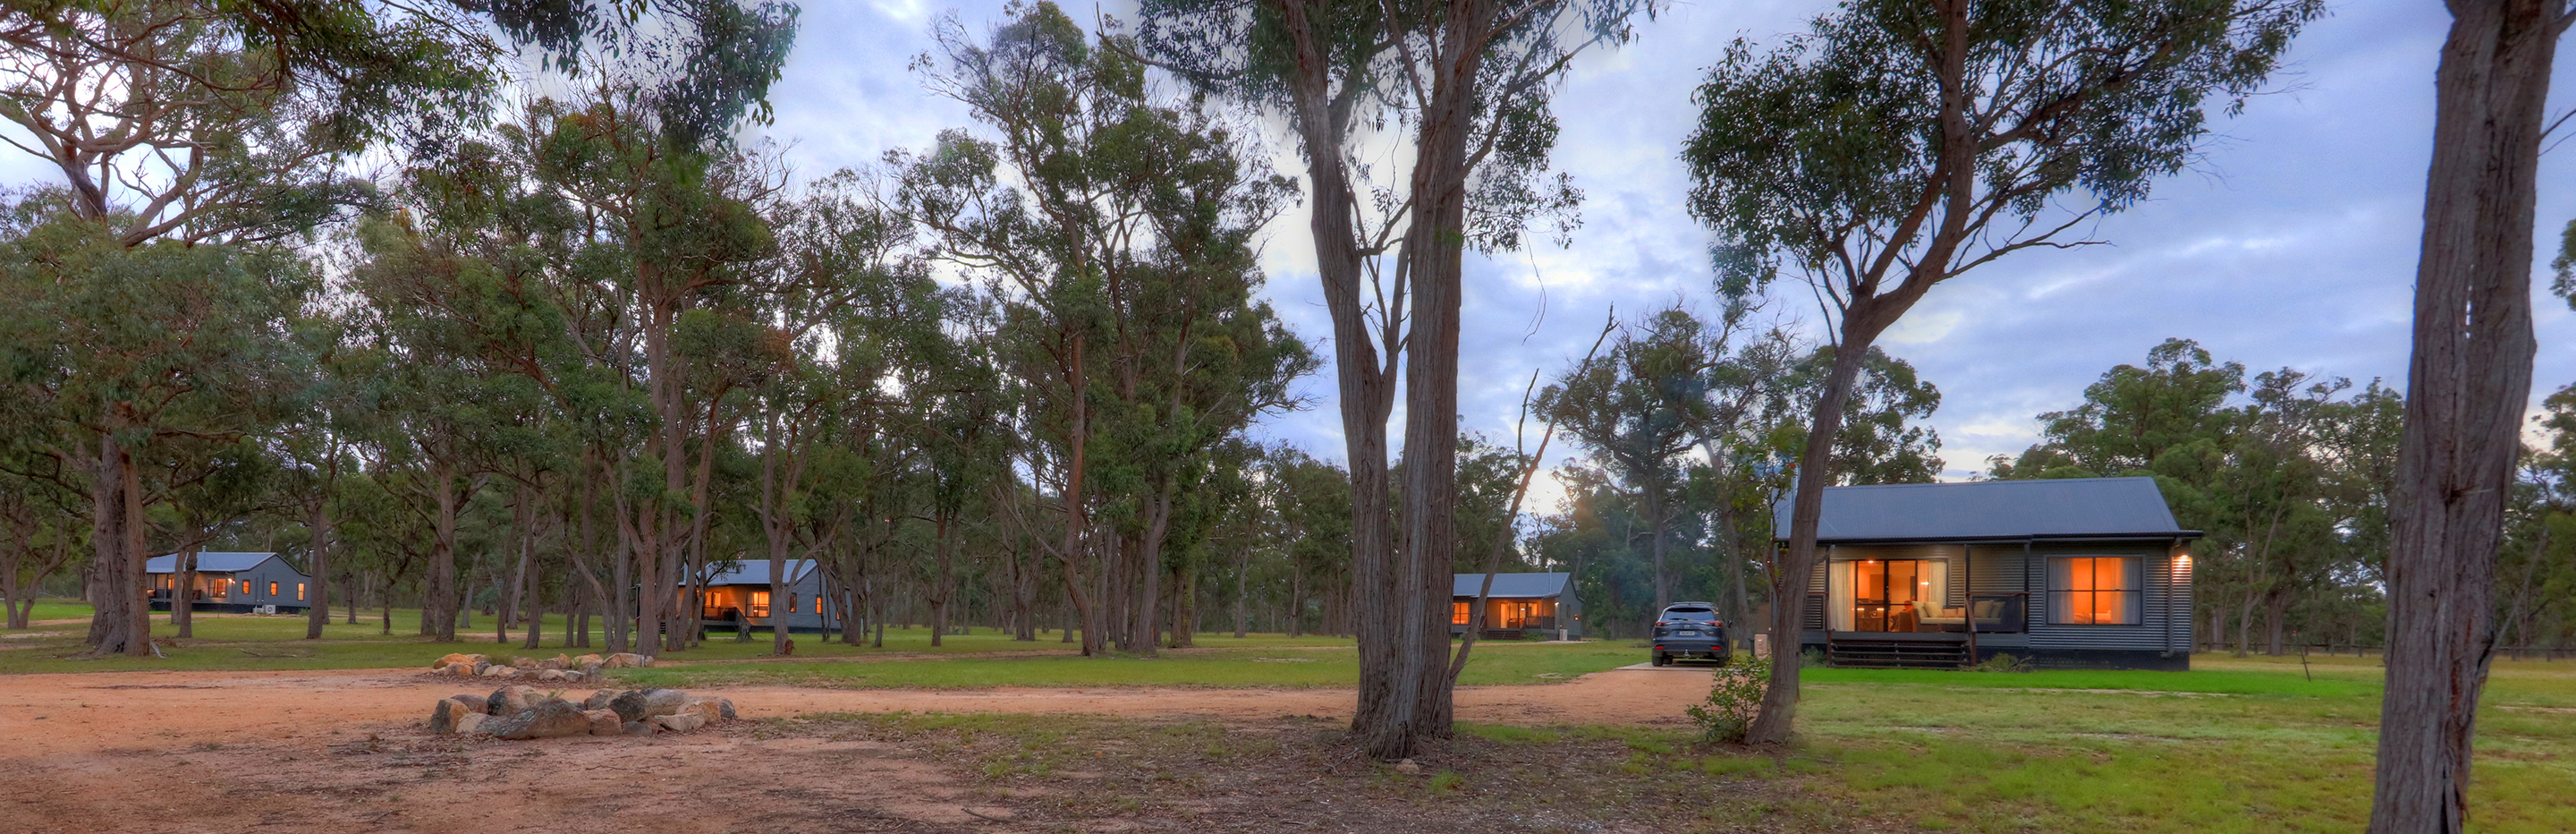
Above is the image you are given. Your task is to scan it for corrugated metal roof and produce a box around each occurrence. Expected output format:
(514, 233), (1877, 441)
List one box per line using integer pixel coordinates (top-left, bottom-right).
(144, 552), (276, 574)
(701, 558), (818, 586)
(1773, 477), (2194, 542)
(1452, 572), (1571, 598)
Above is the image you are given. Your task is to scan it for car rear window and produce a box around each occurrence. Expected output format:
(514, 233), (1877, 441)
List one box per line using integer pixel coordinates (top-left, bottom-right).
(1665, 608), (1716, 618)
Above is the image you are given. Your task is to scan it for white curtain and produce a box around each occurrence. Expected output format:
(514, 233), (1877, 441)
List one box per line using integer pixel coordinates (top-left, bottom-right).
(1827, 561), (1852, 631)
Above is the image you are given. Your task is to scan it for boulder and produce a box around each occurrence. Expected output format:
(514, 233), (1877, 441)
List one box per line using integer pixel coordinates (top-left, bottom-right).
(584, 709), (623, 736)
(679, 700), (724, 723)
(511, 656), (539, 670)
(454, 713), (487, 735)
(582, 690), (622, 711)
(449, 694), (489, 713)
(572, 654), (605, 668)
(487, 685), (545, 717)
(602, 652), (648, 668)
(621, 720), (655, 736)
(480, 665), (517, 678)
(607, 688), (689, 723)
(428, 698), (477, 734)
(434, 652), (487, 669)
(650, 712), (706, 733)
(484, 699), (591, 740)
(531, 668), (568, 682)
(472, 661), (493, 675)
(716, 699), (738, 720)
(538, 653), (572, 670)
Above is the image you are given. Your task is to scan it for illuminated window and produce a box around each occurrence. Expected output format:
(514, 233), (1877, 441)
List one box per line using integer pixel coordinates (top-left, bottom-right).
(240, 580), (252, 595)
(296, 583), (306, 600)
(2049, 557), (2142, 626)
(1452, 601), (1470, 626)
(269, 582), (280, 596)
(788, 593), (799, 614)
(749, 591), (771, 618)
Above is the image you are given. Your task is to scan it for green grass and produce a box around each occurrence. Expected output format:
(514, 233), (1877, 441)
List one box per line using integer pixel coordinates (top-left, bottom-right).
(1777, 653), (2574, 833)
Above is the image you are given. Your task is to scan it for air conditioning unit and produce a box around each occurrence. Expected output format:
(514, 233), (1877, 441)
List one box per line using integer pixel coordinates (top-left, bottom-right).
(257, 605), (277, 616)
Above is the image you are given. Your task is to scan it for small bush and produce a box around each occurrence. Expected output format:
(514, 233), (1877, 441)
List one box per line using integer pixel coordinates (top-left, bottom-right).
(1685, 652), (1774, 745)
(1800, 648), (1826, 668)
(1970, 651), (2029, 673)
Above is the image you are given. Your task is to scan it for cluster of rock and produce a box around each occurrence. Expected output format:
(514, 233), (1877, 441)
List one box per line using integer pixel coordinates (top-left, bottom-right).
(428, 685), (736, 739)
(427, 651), (649, 682)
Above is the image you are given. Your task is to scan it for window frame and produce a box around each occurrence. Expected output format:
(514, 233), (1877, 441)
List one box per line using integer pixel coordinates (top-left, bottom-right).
(2046, 556), (2144, 626)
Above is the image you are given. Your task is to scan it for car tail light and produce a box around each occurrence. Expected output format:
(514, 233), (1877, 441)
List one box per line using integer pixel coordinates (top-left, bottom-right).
(1654, 620), (1668, 627)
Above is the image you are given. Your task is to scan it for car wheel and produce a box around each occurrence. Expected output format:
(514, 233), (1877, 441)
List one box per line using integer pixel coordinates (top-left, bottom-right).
(1714, 651), (1731, 666)
(1651, 652), (1669, 667)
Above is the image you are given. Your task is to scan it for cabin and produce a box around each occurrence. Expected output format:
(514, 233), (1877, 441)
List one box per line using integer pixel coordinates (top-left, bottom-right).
(145, 552), (314, 615)
(1452, 572), (1582, 640)
(1779, 477), (2200, 670)
(695, 558), (842, 635)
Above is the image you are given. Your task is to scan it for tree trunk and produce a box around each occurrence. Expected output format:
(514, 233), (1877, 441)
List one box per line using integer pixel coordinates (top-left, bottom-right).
(2371, 2), (2559, 830)
(174, 547), (197, 638)
(306, 496), (332, 640)
(424, 462), (462, 643)
(82, 432), (150, 657)
(1748, 336), (1872, 745)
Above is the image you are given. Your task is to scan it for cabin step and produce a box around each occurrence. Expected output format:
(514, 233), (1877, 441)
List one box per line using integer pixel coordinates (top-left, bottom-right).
(1826, 637), (1970, 669)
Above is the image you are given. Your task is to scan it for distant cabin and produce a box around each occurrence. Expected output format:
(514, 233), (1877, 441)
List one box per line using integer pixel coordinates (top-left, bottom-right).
(146, 552), (313, 614)
(1451, 572), (1582, 640)
(1778, 476), (2200, 670)
(695, 558), (841, 635)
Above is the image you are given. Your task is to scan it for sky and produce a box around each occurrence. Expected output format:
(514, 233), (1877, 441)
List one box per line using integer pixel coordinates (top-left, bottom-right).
(11, 1), (2574, 513)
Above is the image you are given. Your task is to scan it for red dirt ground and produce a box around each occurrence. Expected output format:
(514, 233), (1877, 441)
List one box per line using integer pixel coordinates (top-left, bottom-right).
(0, 667), (1719, 834)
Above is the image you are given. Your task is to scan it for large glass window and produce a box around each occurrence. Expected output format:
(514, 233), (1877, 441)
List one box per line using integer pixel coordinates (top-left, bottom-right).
(2049, 557), (2142, 625)
(1452, 601), (1470, 626)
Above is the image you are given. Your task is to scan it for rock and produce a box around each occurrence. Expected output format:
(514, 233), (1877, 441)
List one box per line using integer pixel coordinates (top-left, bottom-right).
(716, 699), (738, 720)
(487, 685), (545, 717)
(572, 654), (605, 668)
(484, 699), (591, 740)
(584, 709), (623, 736)
(679, 700), (723, 723)
(583, 690), (622, 711)
(621, 720), (655, 736)
(449, 694), (488, 713)
(428, 698), (477, 734)
(531, 668), (567, 682)
(511, 656), (539, 669)
(472, 661), (493, 675)
(454, 713), (487, 735)
(602, 652), (648, 668)
(479, 665), (517, 678)
(650, 712), (706, 733)
(1393, 759), (1423, 775)
(434, 652), (486, 669)
(607, 688), (689, 723)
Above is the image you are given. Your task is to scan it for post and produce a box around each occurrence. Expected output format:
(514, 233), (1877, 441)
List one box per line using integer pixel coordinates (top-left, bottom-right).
(1963, 545), (1979, 666)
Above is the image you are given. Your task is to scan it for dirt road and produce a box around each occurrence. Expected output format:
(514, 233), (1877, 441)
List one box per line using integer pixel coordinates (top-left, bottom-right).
(0, 664), (1714, 759)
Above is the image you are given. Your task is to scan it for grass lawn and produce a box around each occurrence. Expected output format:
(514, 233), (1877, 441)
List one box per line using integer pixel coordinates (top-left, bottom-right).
(611, 639), (1639, 690)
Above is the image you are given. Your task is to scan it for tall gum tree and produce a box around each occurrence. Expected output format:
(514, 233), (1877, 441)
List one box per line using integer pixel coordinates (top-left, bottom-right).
(2373, 1), (2571, 830)
(1139, 0), (1655, 759)
(1682, 0), (2319, 745)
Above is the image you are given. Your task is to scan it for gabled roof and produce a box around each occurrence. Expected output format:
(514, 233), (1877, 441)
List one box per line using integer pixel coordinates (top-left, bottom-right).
(144, 552), (280, 574)
(701, 558), (818, 586)
(1774, 476), (2198, 543)
(1453, 572), (1572, 599)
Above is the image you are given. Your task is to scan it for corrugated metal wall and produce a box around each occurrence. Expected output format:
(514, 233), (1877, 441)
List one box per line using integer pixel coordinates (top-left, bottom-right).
(1797, 540), (2195, 655)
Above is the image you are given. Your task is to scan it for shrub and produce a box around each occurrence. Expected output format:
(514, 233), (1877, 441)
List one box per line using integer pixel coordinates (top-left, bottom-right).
(1970, 651), (2029, 673)
(1685, 652), (1774, 745)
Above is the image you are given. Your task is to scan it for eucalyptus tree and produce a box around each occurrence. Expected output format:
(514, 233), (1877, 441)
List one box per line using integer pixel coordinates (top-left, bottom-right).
(1540, 310), (1721, 614)
(0, 0), (501, 656)
(891, 2), (1309, 656)
(1682, 0), (2318, 745)
(2377, 1), (2576, 823)
(1140, 0), (1658, 757)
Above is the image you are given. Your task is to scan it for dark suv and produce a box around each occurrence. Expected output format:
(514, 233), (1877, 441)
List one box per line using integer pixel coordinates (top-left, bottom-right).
(1649, 602), (1728, 667)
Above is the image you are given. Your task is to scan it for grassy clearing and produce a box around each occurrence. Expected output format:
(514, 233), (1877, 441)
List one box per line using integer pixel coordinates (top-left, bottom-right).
(1784, 653), (2572, 833)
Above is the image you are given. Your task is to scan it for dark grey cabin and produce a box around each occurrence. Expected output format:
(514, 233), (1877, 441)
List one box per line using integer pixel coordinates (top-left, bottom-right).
(1452, 572), (1582, 640)
(1778, 477), (2200, 670)
(146, 552), (314, 614)
(696, 558), (842, 634)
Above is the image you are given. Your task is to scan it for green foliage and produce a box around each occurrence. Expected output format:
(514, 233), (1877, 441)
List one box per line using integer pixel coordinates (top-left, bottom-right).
(1684, 651), (1774, 744)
